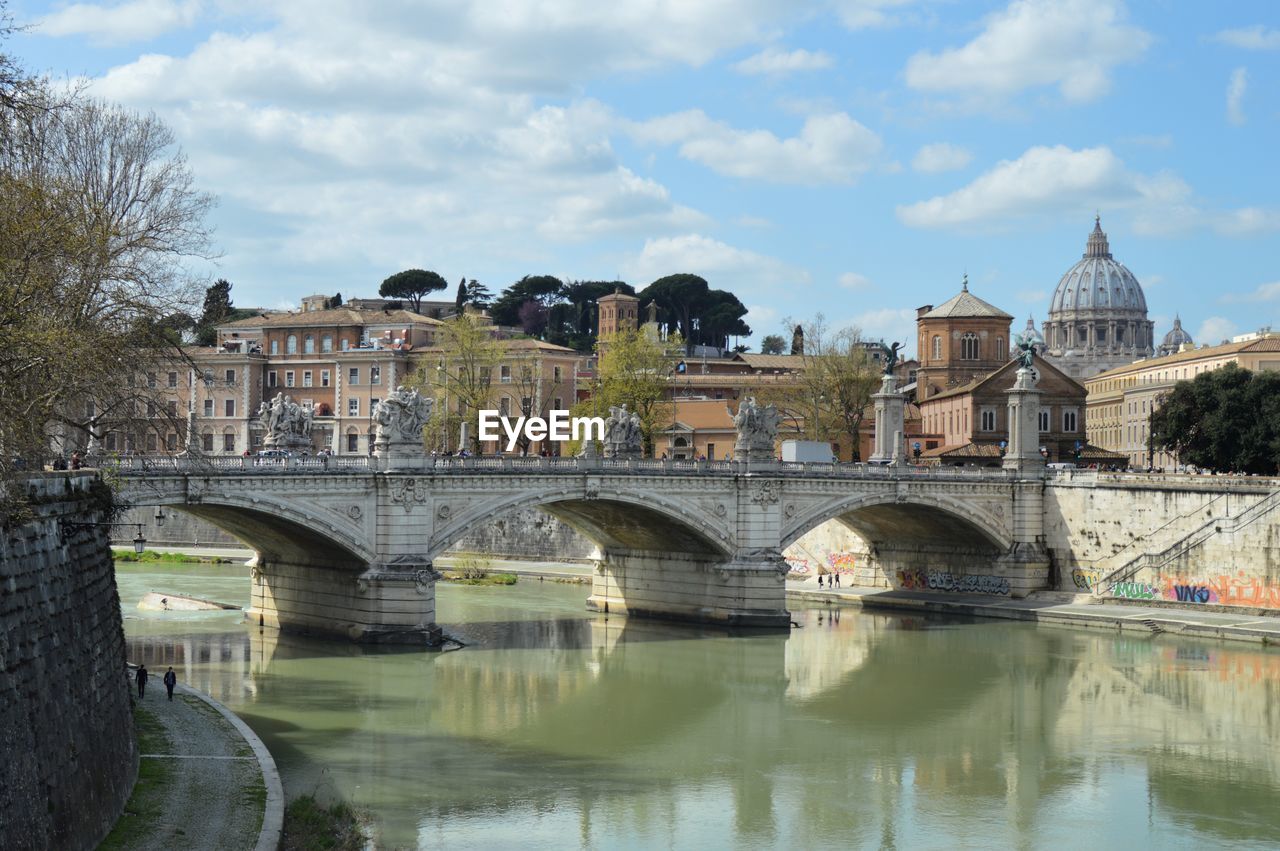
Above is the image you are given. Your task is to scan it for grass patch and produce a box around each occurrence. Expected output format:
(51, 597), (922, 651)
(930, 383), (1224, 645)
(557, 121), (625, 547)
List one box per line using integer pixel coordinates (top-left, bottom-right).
(98, 705), (174, 850)
(112, 549), (234, 564)
(283, 794), (367, 851)
(440, 570), (518, 586)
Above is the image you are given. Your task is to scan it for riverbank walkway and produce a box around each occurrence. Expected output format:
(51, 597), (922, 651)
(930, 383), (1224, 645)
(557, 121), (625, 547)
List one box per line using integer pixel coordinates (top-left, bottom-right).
(133, 546), (1280, 646)
(112, 666), (283, 851)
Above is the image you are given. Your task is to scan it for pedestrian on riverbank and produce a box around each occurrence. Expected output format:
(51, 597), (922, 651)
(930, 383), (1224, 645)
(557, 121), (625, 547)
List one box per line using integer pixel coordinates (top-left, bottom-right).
(135, 664), (148, 698)
(818, 574), (824, 588)
(163, 667), (177, 701)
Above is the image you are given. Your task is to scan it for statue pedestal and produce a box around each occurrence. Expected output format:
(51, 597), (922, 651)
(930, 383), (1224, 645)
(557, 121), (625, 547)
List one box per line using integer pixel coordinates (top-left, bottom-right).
(1003, 367), (1045, 475)
(265, 435), (314, 454)
(870, 375), (905, 464)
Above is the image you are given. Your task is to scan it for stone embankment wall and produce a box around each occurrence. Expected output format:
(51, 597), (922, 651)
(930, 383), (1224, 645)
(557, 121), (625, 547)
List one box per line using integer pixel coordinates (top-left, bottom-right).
(1045, 473), (1280, 609)
(1, 473), (136, 850)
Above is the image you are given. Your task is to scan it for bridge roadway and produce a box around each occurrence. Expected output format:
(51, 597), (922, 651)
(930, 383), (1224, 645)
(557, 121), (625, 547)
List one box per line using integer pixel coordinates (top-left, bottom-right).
(112, 455), (1048, 644)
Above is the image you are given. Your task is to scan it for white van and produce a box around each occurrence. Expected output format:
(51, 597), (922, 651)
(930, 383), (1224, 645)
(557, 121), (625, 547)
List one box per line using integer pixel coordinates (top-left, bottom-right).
(1046, 462), (1077, 470)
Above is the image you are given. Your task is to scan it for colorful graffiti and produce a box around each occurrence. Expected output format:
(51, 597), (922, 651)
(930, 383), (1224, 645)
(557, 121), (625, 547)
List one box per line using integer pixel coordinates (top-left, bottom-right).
(826, 552), (857, 573)
(896, 569), (1010, 596)
(1108, 581), (1159, 600)
(785, 558), (811, 575)
(1102, 571), (1280, 609)
(1071, 568), (1103, 590)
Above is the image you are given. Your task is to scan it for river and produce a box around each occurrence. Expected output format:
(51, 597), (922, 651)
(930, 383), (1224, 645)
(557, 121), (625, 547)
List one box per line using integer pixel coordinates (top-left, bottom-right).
(117, 562), (1280, 849)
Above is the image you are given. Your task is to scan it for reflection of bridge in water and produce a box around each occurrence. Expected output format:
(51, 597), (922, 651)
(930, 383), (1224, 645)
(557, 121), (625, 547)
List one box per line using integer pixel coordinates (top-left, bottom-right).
(115, 456), (1045, 643)
(126, 608), (1280, 848)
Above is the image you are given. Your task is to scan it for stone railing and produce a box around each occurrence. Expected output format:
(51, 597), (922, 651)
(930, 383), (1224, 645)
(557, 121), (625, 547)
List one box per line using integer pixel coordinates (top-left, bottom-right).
(100, 453), (1019, 482)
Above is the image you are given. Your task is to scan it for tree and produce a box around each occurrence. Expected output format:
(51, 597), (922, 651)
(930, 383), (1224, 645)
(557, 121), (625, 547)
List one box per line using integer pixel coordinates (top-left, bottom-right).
(408, 313), (500, 453)
(517, 300), (549, 337)
(489, 275), (564, 328)
(454, 278), (467, 314)
(325, 291), (342, 309)
(760, 334), (786, 355)
(572, 328), (681, 456)
(756, 316), (878, 460)
(379, 268), (448, 314)
(463, 279), (493, 309)
(638, 273), (708, 354)
(1, 65), (215, 491)
(1151, 364), (1280, 474)
(697, 288), (751, 350)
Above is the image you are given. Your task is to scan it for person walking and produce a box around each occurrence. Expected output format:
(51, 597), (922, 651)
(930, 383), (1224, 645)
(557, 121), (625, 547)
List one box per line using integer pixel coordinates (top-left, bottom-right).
(135, 664), (148, 699)
(163, 667), (177, 701)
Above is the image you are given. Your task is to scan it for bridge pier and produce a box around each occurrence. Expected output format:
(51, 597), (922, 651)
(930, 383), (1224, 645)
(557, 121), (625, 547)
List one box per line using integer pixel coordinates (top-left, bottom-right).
(586, 548), (791, 628)
(248, 557), (440, 644)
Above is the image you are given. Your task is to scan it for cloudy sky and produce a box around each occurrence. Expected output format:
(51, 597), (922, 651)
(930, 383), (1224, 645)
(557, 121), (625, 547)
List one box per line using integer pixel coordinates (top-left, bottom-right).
(9, 0), (1279, 352)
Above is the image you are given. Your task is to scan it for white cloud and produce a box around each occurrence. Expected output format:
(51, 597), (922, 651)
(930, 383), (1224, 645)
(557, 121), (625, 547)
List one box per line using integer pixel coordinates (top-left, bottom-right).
(904, 0), (1151, 104)
(1220, 282), (1280, 304)
(838, 272), (873, 290)
(1213, 26), (1280, 50)
(733, 47), (834, 75)
(829, 0), (919, 30)
(847, 308), (918, 355)
(1196, 317), (1238, 345)
(38, 0), (201, 45)
(632, 110), (882, 185)
(1227, 67), (1248, 125)
(620, 234), (810, 292)
(912, 142), (972, 173)
(896, 145), (1191, 230)
(1216, 207), (1280, 235)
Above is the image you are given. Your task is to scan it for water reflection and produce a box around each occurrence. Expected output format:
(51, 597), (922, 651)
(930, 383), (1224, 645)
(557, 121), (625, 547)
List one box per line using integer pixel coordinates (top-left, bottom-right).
(118, 566), (1280, 849)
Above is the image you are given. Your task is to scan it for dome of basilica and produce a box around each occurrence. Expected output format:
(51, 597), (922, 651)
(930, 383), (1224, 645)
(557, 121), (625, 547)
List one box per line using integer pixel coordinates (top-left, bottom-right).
(1048, 217), (1147, 315)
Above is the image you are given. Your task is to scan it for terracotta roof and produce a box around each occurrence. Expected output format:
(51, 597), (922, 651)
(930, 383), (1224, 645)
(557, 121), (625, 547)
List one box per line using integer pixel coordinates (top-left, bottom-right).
(218, 308), (443, 330)
(496, 338), (580, 354)
(920, 354), (1082, 404)
(919, 442), (1004, 459)
(731, 354), (807, 371)
(920, 287), (1012, 320)
(1078, 444), (1128, 461)
(1085, 334), (1280, 382)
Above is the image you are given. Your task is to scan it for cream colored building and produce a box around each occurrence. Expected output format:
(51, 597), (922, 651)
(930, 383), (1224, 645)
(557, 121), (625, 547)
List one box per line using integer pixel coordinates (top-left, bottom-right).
(1085, 332), (1280, 468)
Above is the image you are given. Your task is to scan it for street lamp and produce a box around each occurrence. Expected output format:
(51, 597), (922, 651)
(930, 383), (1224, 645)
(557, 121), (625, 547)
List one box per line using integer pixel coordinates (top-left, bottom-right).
(62, 521), (147, 554)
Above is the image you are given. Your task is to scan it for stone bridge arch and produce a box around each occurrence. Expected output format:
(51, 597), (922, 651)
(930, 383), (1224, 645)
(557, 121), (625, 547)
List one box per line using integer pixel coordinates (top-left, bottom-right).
(781, 492), (1013, 554)
(429, 485), (736, 562)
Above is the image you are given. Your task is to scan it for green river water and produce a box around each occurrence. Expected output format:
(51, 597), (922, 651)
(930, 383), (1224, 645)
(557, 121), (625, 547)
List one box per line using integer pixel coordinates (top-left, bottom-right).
(117, 562), (1280, 850)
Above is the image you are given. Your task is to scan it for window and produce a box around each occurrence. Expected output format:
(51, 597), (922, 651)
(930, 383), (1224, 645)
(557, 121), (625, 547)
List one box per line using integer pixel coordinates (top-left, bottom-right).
(167, 371), (178, 388)
(303, 335), (315, 354)
(223, 433), (235, 452)
(1097, 327), (1107, 344)
(961, 332), (979, 360)
(996, 337), (1004, 358)
(166, 433), (177, 452)
(500, 365), (511, 382)
(321, 335), (333, 353)
(554, 397), (563, 411)
(932, 335), (941, 360)
(1063, 409), (1078, 432)
(553, 366), (562, 382)
(270, 339), (279, 355)
(202, 433), (214, 452)
(225, 369), (236, 385)
(202, 369), (214, 385)
(321, 370), (330, 387)
(167, 401), (177, 416)
(285, 371), (295, 388)
(303, 371), (313, 388)
(707, 443), (716, 460)
(370, 398), (380, 416)
(347, 432), (358, 452)
(147, 372), (157, 388)
(520, 366), (533, 382)
(348, 398), (360, 416)
(1038, 409), (1050, 432)
(499, 397), (510, 417)
(203, 399), (214, 417)
(146, 433), (157, 452)
(348, 367), (359, 384)
(105, 434), (117, 451)
(370, 366), (381, 385)
(980, 408), (996, 431)
(224, 399), (235, 417)
(341, 339), (350, 351)
(521, 396), (532, 415)
(268, 371), (278, 388)
(286, 334), (298, 354)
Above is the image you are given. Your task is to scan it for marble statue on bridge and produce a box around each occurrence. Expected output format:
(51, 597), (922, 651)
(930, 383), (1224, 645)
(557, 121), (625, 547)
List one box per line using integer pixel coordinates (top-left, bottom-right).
(257, 394), (314, 450)
(603, 404), (643, 459)
(733, 397), (781, 462)
(372, 386), (434, 453)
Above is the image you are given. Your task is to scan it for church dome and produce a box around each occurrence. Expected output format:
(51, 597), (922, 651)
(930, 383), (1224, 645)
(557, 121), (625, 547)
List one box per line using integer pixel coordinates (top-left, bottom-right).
(1160, 316), (1193, 353)
(1048, 217), (1147, 316)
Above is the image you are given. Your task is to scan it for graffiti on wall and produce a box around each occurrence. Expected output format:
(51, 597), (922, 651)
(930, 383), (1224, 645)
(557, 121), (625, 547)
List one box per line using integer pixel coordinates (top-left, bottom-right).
(896, 568), (1010, 596)
(826, 552), (857, 573)
(1071, 568), (1103, 590)
(785, 558), (811, 575)
(1102, 571), (1280, 609)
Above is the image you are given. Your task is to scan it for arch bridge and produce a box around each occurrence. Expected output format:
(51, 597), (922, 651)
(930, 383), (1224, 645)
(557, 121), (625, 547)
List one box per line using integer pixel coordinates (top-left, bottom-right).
(114, 456), (1046, 643)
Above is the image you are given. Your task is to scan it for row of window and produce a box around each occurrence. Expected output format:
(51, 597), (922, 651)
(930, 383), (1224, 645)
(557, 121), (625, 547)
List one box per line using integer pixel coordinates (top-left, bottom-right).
(928, 407), (1078, 434)
(925, 333), (1005, 362)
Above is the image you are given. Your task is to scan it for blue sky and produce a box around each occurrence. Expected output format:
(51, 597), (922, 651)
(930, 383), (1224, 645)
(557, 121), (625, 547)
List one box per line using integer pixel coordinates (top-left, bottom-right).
(8, 0), (1278, 353)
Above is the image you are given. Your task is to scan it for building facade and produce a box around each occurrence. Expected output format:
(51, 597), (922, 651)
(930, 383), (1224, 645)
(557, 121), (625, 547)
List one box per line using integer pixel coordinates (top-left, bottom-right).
(915, 278), (1013, 401)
